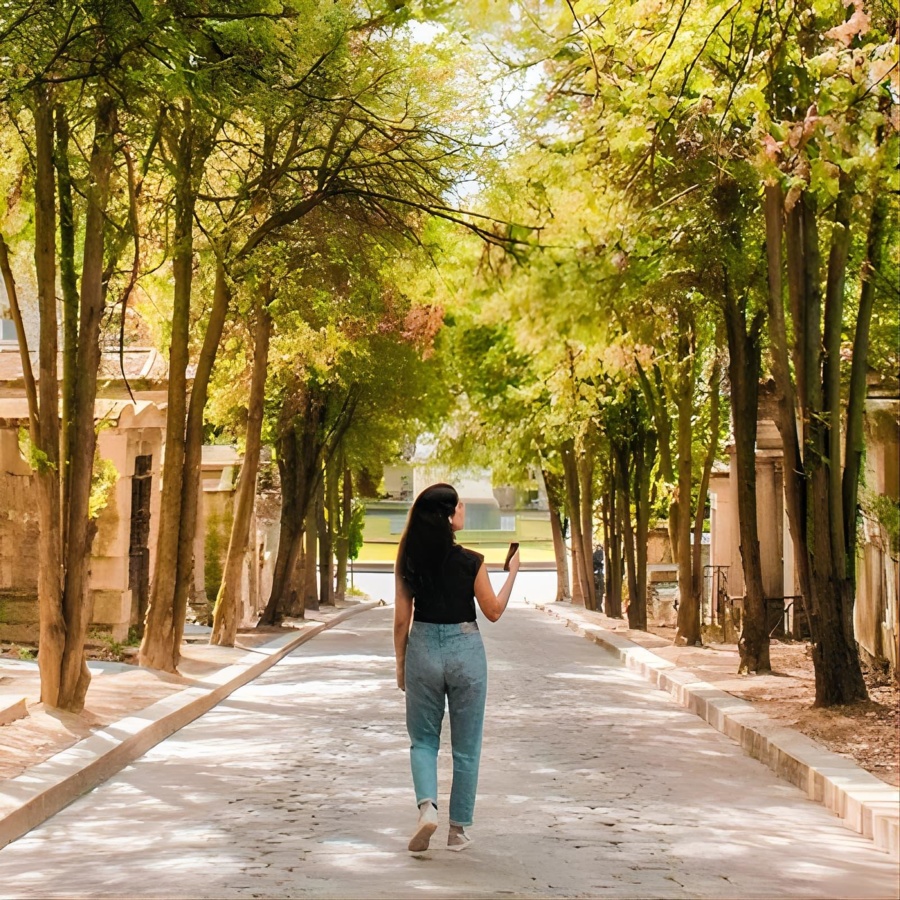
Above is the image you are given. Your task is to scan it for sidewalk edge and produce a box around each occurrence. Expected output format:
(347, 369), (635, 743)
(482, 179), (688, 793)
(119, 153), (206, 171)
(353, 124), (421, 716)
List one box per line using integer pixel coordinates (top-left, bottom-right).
(0, 600), (383, 850)
(532, 601), (900, 859)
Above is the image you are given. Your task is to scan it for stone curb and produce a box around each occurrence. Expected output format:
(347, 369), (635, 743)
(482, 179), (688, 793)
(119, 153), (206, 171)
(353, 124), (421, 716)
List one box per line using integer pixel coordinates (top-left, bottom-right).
(0, 600), (384, 851)
(532, 601), (900, 859)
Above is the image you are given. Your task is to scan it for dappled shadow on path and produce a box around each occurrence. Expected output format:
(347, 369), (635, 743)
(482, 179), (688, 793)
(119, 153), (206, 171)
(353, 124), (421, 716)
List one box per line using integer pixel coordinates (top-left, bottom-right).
(0, 605), (896, 900)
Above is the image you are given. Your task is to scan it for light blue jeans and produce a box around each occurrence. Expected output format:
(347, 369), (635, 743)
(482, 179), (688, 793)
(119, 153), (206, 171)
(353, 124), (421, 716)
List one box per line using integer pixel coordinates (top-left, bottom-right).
(405, 620), (488, 827)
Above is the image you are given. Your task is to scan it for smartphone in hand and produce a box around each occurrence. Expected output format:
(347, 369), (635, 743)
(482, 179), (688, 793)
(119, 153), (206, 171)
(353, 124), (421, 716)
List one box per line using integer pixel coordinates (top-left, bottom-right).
(503, 542), (520, 572)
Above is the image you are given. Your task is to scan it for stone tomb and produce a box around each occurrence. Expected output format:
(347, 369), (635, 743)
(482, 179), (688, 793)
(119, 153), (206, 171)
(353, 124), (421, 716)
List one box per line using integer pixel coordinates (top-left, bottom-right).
(0, 399), (165, 642)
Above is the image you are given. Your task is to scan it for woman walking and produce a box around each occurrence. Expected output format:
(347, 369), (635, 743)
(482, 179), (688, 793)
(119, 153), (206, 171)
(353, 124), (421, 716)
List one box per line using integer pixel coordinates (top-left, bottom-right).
(394, 483), (520, 852)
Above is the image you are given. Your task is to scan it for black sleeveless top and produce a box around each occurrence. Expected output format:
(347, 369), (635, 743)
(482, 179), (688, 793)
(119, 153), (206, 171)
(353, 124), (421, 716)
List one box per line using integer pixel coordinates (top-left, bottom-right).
(408, 545), (485, 624)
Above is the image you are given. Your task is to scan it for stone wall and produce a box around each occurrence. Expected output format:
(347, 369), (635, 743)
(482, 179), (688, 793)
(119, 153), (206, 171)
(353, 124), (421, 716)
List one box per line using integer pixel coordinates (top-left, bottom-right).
(854, 399), (900, 674)
(89, 418), (164, 640)
(0, 431), (41, 641)
(0, 403), (164, 644)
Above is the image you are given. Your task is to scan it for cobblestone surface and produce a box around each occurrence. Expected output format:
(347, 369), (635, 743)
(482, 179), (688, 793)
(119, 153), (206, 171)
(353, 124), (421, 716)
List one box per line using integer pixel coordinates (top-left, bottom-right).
(0, 602), (897, 899)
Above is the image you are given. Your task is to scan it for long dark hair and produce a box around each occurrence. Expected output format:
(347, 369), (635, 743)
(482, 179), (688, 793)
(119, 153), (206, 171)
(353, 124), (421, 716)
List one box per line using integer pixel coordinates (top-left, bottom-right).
(396, 483), (459, 597)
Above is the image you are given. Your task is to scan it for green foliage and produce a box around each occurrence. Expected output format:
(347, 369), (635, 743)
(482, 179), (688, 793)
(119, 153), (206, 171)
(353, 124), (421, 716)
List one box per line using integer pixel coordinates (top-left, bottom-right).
(863, 490), (900, 556)
(17, 428), (55, 474)
(204, 510), (231, 602)
(88, 629), (130, 660)
(348, 499), (367, 562)
(89, 457), (119, 520)
(2, 0), (895, 682)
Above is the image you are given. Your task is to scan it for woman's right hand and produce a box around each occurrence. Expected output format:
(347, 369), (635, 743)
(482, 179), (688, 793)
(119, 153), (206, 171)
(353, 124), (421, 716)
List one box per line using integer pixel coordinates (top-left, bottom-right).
(508, 549), (521, 577)
(397, 665), (406, 692)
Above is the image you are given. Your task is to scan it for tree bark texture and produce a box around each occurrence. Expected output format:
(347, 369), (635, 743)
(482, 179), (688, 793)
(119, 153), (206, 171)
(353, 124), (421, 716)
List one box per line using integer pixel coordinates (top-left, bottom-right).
(842, 194), (888, 582)
(577, 449), (597, 611)
(771, 184), (867, 705)
(27, 89), (67, 708)
(724, 289), (770, 673)
(0, 238), (39, 438)
(317, 475), (332, 606)
(822, 177), (853, 567)
(601, 463), (623, 618)
(57, 96), (117, 711)
(303, 504), (319, 611)
(172, 260), (231, 659)
(691, 355), (720, 632)
(139, 110), (196, 671)
(333, 465), (352, 603)
(633, 428), (655, 632)
(259, 383), (365, 625)
(259, 393), (323, 623)
(55, 104), (79, 537)
(211, 303), (272, 646)
(619, 443), (639, 628)
(764, 184), (814, 618)
(267, 454), (304, 624)
(539, 461), (571, 603)
(561, 439), (589, 606)
(673, 336), (699, 645)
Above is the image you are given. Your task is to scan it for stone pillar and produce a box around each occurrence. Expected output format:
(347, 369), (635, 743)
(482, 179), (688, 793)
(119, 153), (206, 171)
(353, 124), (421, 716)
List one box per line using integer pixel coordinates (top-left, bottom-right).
(91, 430), (132, 641)
(755, 452), (784, 602)
(721, 447), (745, 601)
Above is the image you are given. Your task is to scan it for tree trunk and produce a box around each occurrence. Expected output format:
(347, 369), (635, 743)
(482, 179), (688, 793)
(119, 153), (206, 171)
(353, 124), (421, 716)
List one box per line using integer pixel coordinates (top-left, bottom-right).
(692, 355), (721, 632)
(0, 239), (39, 442)
(633, 429), (655, 632)
(54, 104), (79, 539)
(843, 194), (888, 581)
(1, 197), (66, 709)
(776, 185), (867, 706)
(258, 385), (358, 624)
(620, 445), (640, 629)
(261, 407), (301, 625)
(334, 465), (351, 602)
(317, 475), (332, 606)
(562, 439), (588, 605)
(172, 261), (231, 661)
(600, 471), (620, 618)
(304, 504), (319, 611)
(724, 285), (769, 673)
(804, 193), (867, 706)
(540, 462), (571, 603)
(325, 456), (339, 604)
(211, 302), (272, 646)
(673, 352), (699, 645)
(636, 362), (674, 483)
(600, 491), (611, 616)
(261, 397), (321, 622)
(548, 509), (571, 603)
(26, 89), (66, 708)
(822, 177), (853, 568)
(764, 184), (814, 621)
(285, 526), (307, 618)
(577, 449), (597, 611)
(139, 109), (196, 671)
(55, 96), (117, 712)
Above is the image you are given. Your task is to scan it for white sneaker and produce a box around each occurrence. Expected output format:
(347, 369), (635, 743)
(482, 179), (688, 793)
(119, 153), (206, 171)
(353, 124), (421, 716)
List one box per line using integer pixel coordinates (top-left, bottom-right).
(408, 803), (438, 852)
(447, 827), (473, 851)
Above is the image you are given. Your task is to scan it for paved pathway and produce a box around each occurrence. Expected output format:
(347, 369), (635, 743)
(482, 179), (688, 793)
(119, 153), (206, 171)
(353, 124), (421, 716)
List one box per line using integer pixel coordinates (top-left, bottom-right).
(1, 602), (897, 899)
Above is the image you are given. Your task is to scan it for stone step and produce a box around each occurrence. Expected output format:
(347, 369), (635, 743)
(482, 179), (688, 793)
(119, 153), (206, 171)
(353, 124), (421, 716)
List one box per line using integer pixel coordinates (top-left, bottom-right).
(0, 697), (27, 727)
